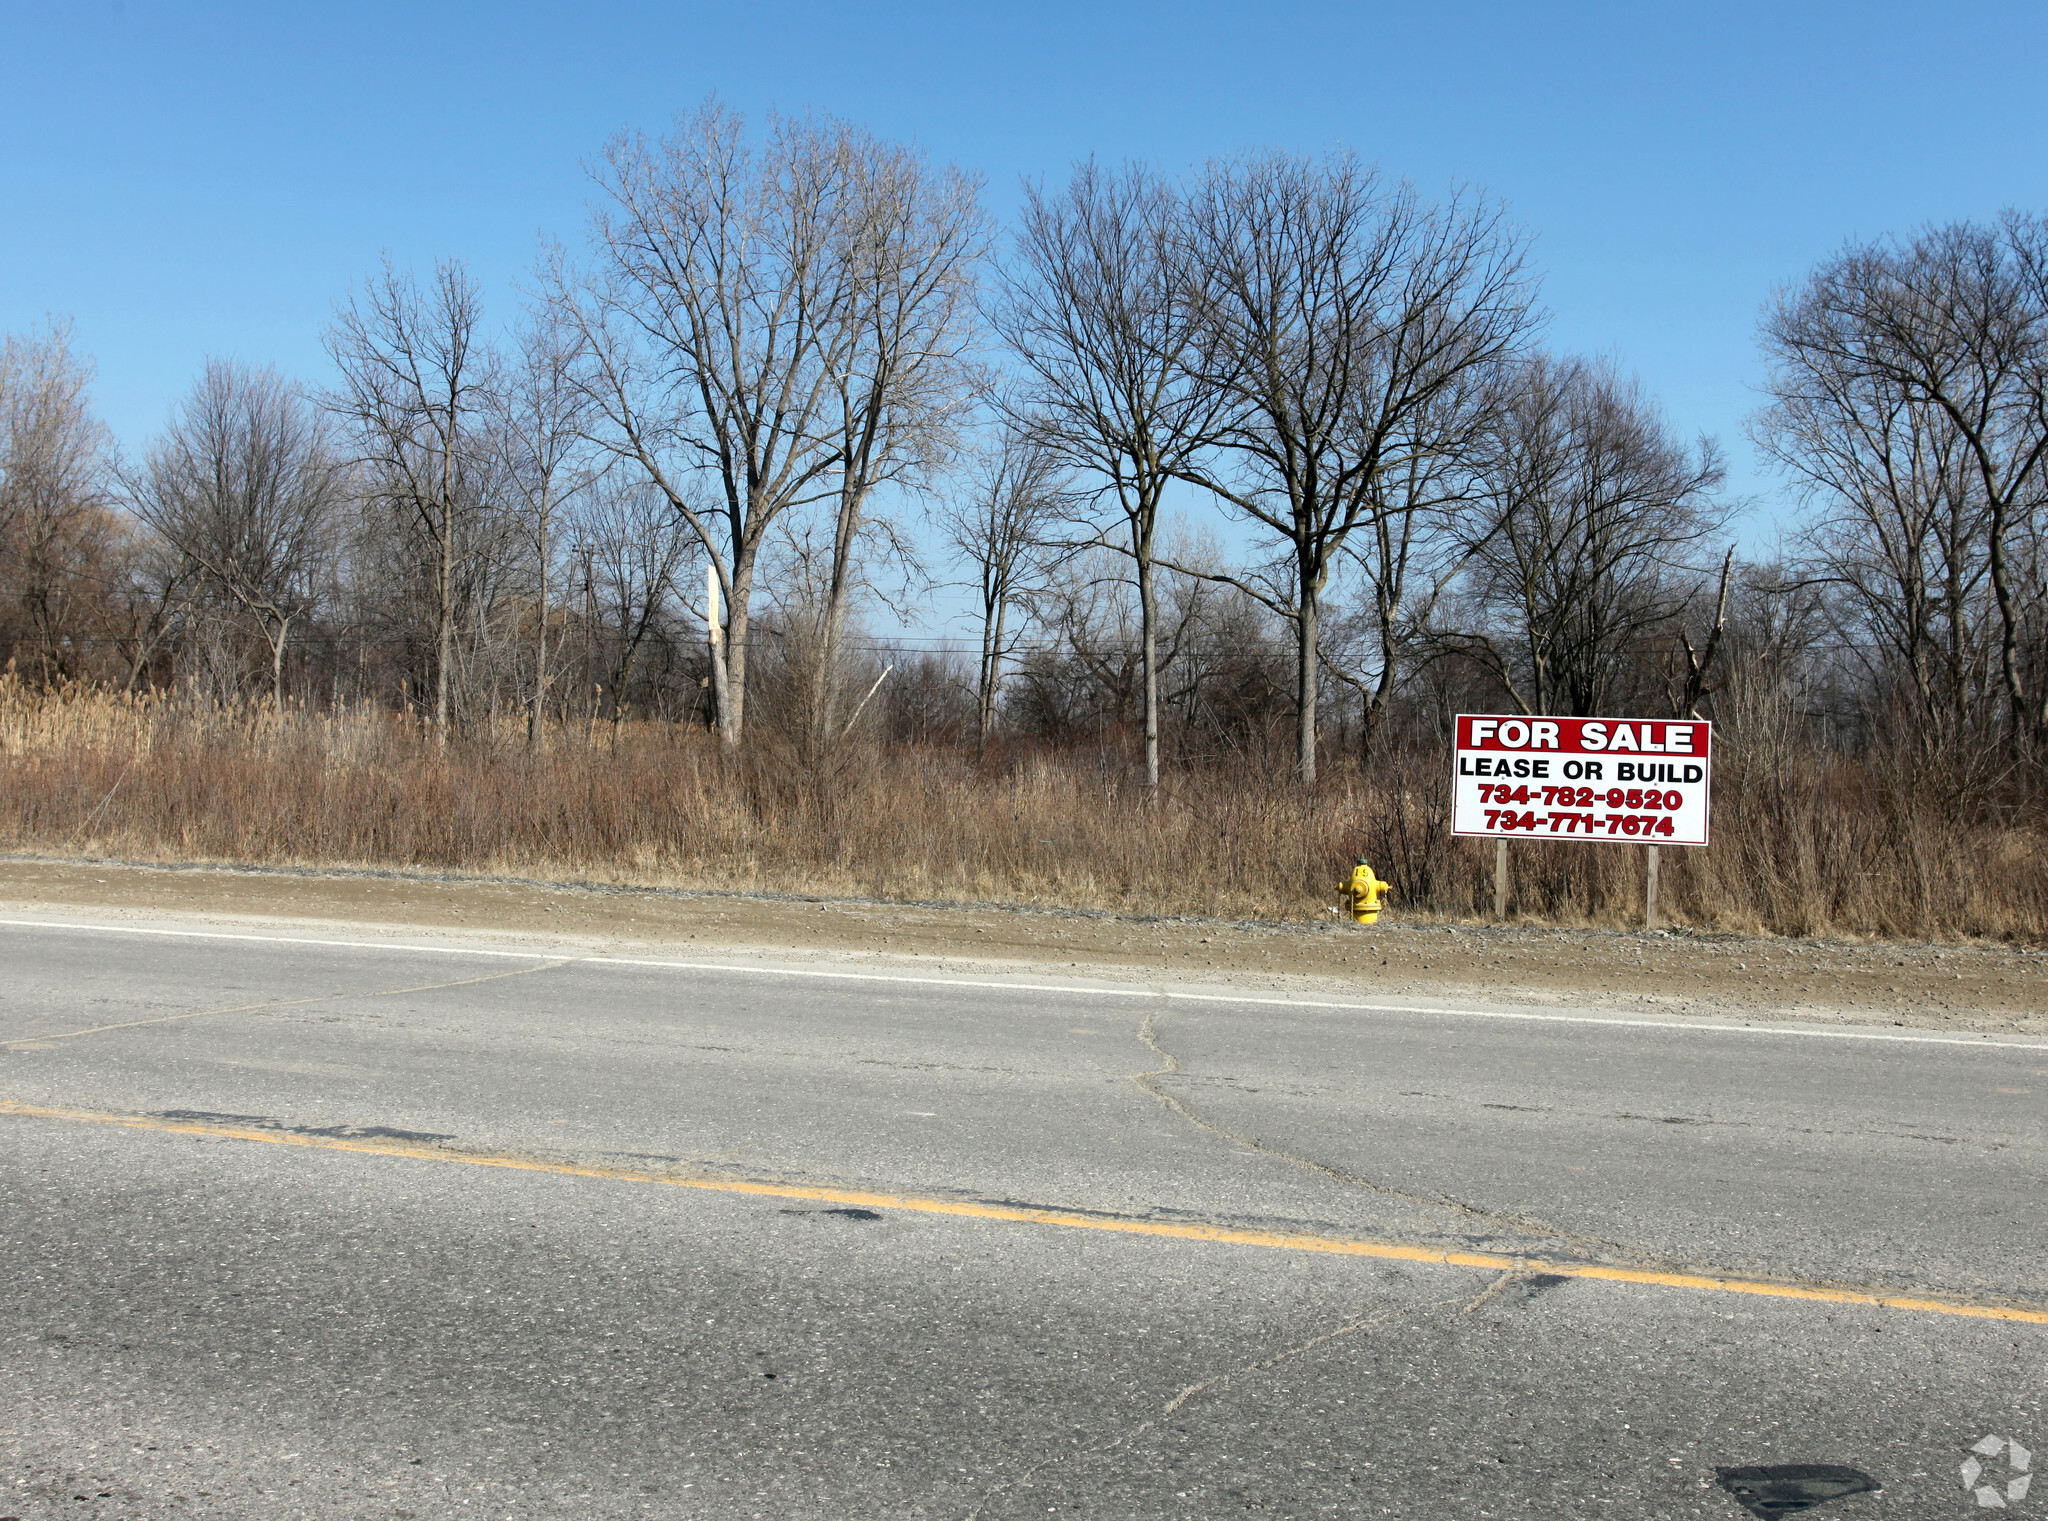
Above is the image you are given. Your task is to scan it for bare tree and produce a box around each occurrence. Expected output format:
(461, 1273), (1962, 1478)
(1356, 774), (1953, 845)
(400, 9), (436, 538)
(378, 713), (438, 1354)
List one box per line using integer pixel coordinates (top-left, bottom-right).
(326, 258), (496, 739)
(1448, 354), (1727, 716)
(1007, 546), (1147, 742)
(807, 133), (990, 744)
(997, 160), (1224, 790)
(560, 103), (879, 748)
(1756, 357), (2000, 746)
(0, 325), (102, 545)
(1153, 547), (1293, 758)
(116, 531), (200, 693)
(127, 361), (341, 709)
(1663, 546), (1737, 721)
(1007, 534), (1287, 755)
(0, 322), (117, 684)
(1170, 151), (1537, 782)
(1339, 363), (1511, 757)
(578, 479), (698, 727)
(1759, 216), (2048, 751)
(499, 312), (595, 748)
(937, 426), (1062, 739)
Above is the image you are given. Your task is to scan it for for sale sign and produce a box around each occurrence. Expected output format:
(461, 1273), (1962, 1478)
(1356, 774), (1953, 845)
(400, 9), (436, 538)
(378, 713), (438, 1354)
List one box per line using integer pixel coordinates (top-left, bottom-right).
(1450, 714), (1713, 848)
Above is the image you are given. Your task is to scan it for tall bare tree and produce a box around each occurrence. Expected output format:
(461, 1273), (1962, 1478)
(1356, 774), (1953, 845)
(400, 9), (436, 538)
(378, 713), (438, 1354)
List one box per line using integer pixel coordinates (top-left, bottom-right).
(326, 259), (495, 738)
(1170, 151), (1537, 782)
(1755, 340), (2000, 747)
(0, 322), (117, 684)
(561, 103), (890, 748)
(1759, 215), (2048, 751)
(127, 361), (342, 708)
(1450, 354), (1726, 716)
(499, 313), (594, 748)
(997, 160), (1224, 791)
(937, 426), (1062, 739)
(807, 134), (989, 745)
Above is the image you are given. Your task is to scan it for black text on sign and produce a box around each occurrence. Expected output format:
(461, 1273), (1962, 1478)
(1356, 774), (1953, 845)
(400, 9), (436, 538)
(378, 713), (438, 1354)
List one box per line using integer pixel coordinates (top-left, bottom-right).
(1450, 714), (1713, 848)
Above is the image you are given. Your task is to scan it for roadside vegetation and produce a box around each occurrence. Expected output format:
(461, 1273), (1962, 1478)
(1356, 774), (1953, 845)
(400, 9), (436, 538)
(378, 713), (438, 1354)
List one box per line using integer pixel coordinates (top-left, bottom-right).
(4, 677), (2042, 939)
(4, 105), (2047, 941)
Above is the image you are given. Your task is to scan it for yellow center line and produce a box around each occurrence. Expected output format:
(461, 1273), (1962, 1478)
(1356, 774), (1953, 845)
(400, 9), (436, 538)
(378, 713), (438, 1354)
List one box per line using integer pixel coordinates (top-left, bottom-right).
(4, 1097), (2044, 1327)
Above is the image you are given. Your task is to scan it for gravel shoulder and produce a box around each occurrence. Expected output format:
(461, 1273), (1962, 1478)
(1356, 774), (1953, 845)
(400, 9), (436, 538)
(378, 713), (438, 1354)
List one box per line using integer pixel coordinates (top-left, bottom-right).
(2, 854), (2043, 1037)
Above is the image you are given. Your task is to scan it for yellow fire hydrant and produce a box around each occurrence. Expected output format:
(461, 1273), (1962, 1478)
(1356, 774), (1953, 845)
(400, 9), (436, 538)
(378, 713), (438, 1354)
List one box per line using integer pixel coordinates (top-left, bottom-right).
(1338, 860), (1393, 924)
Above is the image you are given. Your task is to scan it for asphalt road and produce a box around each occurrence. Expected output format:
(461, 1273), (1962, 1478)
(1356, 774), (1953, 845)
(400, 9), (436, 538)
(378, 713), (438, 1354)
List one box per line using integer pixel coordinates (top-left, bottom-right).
(2, 912), (2043, 1520)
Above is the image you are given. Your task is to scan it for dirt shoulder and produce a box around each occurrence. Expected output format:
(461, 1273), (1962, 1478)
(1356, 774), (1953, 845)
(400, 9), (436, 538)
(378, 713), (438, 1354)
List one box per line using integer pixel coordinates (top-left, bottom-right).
(2, 854), (2043, 1038)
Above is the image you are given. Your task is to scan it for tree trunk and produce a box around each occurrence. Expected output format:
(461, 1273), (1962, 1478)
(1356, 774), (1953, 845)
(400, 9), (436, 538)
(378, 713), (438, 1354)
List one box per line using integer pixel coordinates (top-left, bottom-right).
(1361, 662), (1395, 765)
(1359, 583), (1404, 764)
(1137, 547), (1160, 796)
(706, 564), (733, 748)
(435, 512), (454, 743)
(980, 591), (1006, 745)
(1985, 498), (2029, 754)
(269, 613), (291, 713)
(1295, 565), (1320, 785)
(811, 480), (868, 751)
(529, 504), (549, 754)
(717, 550), (757, 749)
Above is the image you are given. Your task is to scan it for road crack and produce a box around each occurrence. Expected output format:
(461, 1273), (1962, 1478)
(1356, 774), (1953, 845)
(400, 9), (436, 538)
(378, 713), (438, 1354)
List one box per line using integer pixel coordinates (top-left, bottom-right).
(1458, 1269), (1521, 1316)
(3, 959), (576, 1048)
(1130, 1008), (1658, 1267)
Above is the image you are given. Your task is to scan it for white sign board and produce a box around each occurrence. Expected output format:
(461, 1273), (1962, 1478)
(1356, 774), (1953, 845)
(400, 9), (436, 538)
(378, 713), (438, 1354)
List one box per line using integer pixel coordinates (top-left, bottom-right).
(1450, 714), (1713, 847)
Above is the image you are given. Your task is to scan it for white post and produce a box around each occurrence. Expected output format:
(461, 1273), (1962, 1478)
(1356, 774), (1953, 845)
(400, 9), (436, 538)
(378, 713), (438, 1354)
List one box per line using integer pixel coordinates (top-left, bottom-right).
(706, 565), (726, 737)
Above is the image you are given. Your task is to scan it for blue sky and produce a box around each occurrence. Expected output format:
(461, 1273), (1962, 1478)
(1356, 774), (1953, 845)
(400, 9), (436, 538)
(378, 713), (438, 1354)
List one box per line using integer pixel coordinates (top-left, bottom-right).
(5, 0), (2044, 560)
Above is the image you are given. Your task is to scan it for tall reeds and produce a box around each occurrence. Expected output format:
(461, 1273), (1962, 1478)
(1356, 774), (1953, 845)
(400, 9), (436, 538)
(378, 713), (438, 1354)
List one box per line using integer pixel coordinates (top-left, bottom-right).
(2, 675), (2040, 939)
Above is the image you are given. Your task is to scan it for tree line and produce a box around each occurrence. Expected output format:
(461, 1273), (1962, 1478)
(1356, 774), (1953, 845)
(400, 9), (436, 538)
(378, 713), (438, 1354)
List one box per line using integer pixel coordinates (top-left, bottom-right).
(6, 100), (2048, 795)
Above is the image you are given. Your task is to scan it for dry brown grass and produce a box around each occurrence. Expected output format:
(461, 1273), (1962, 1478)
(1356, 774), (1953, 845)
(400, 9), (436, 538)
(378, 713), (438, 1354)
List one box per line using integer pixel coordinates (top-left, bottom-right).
(2, 676), (2043, 940)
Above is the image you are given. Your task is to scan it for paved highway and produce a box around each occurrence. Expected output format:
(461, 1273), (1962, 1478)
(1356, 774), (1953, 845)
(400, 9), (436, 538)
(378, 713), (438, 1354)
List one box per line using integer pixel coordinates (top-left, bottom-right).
(2, 913), (2043, 1519)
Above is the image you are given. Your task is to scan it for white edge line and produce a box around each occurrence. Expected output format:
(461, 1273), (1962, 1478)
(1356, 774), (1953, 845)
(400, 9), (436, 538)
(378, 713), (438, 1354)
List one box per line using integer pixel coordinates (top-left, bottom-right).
(3, 916), (2044, 1053)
